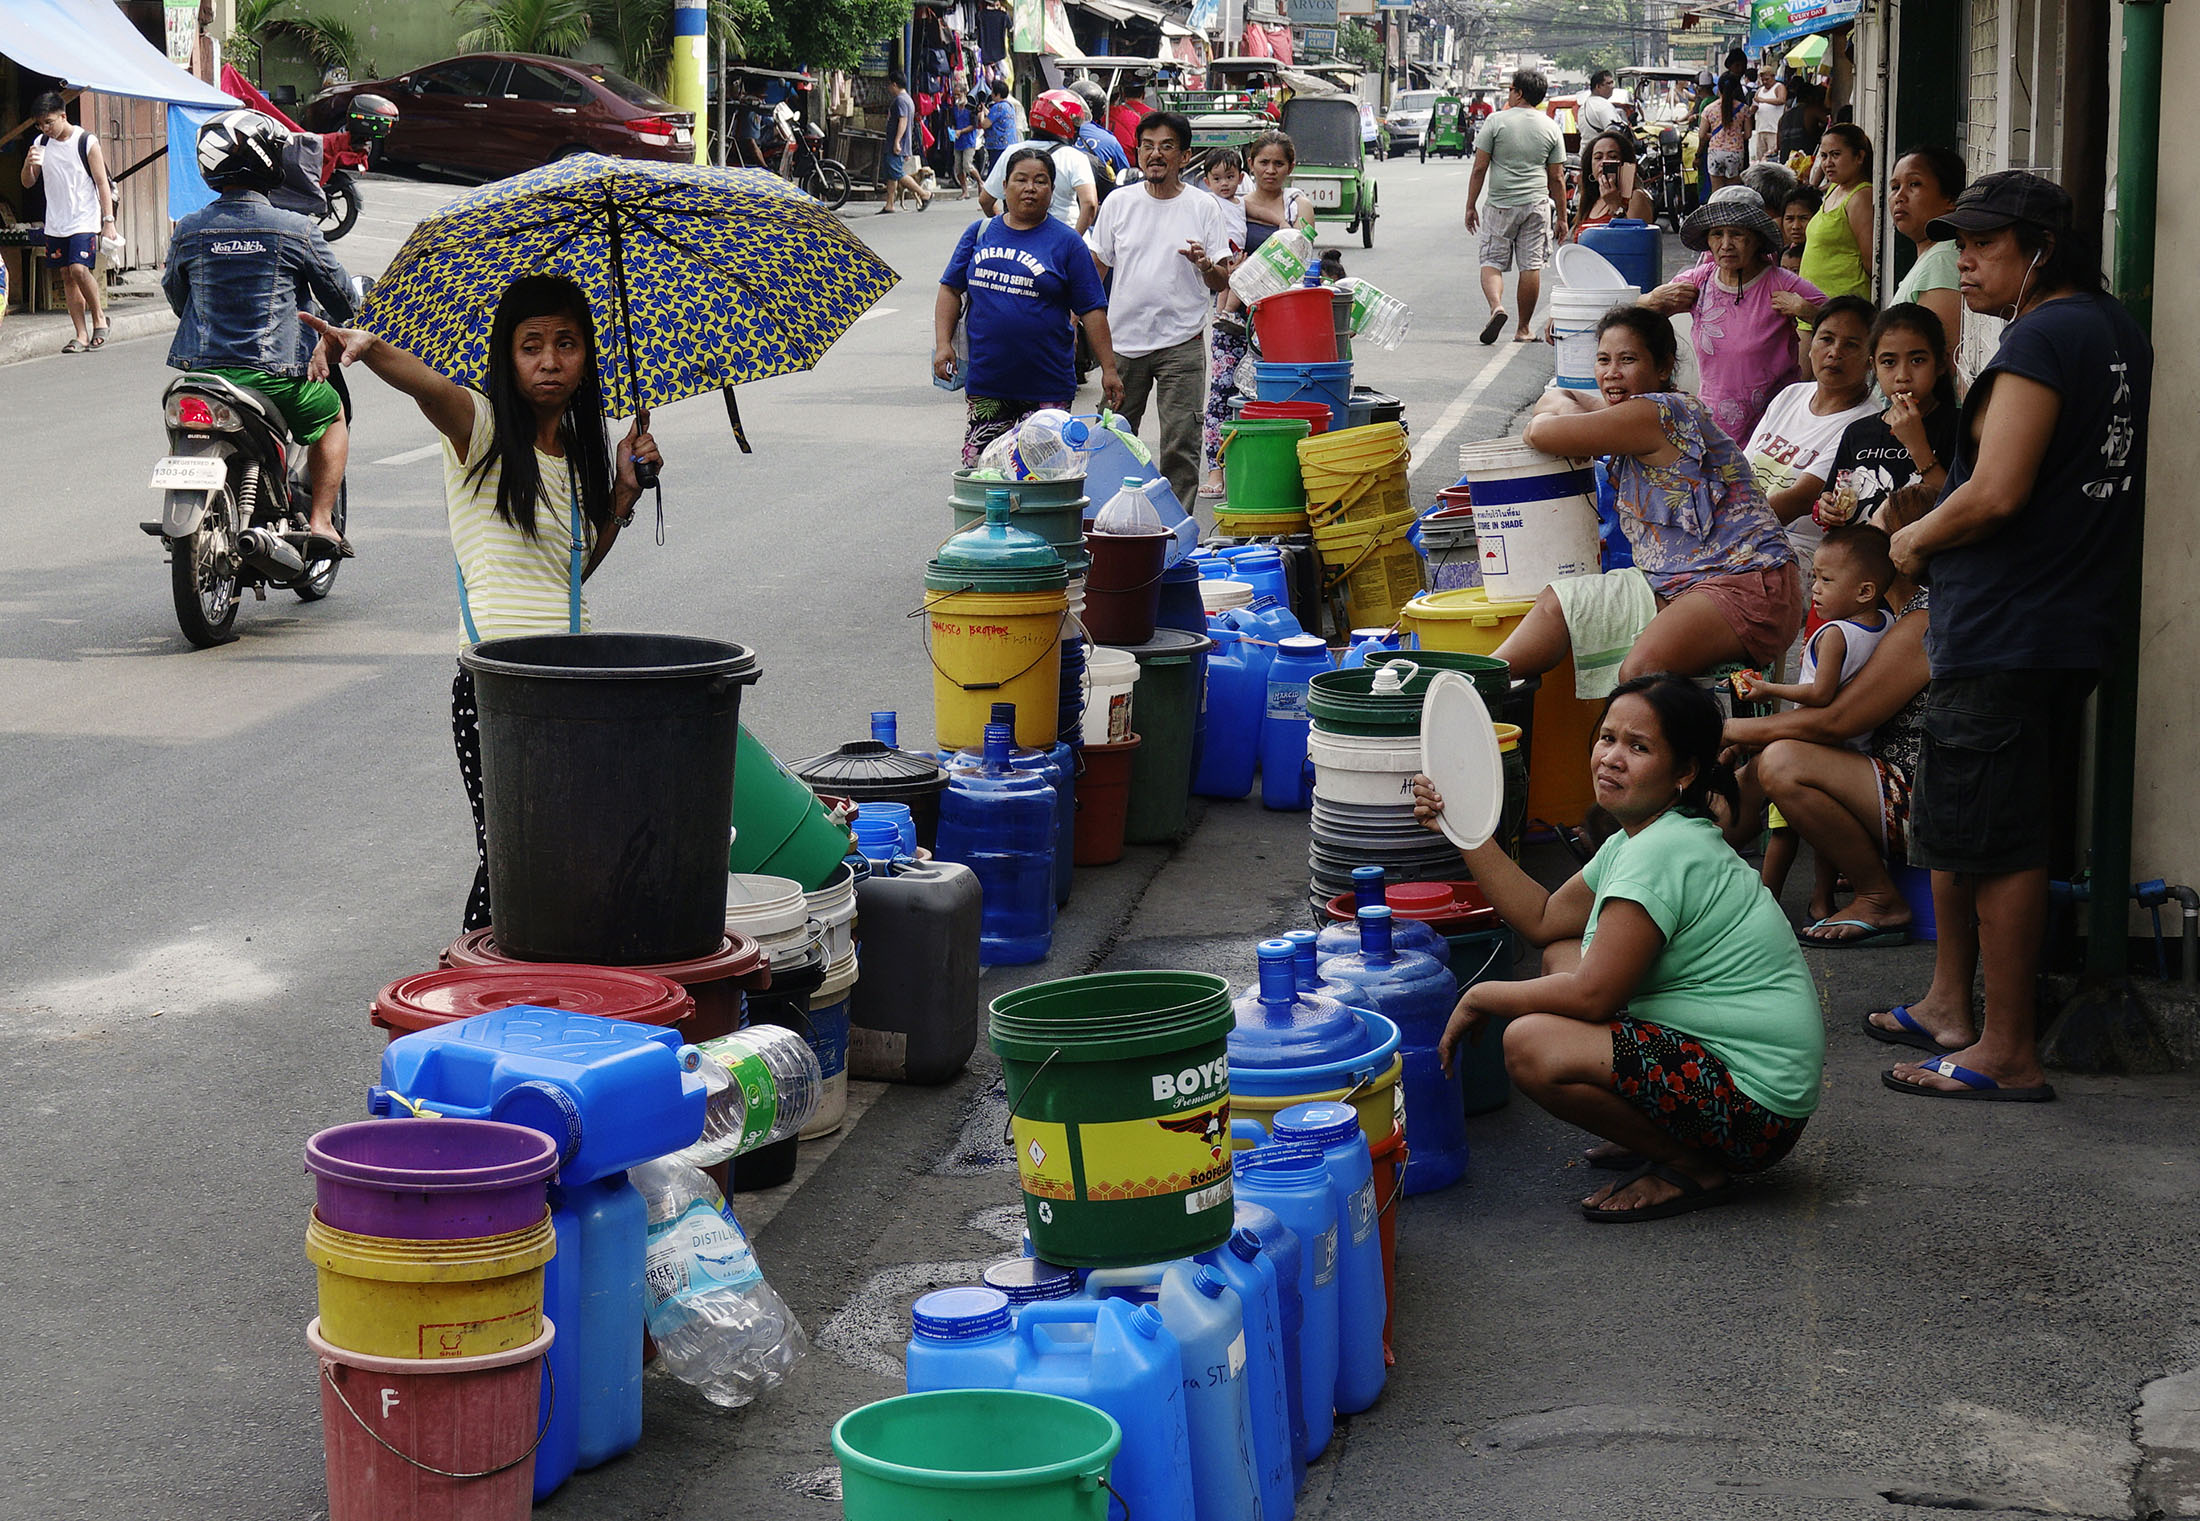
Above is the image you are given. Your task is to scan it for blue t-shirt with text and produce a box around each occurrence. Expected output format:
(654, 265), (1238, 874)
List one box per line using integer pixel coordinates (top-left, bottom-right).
(985, 100), (1018, 150)
(941, 214), (1108, 403)
(1077, 122), (1130, 175)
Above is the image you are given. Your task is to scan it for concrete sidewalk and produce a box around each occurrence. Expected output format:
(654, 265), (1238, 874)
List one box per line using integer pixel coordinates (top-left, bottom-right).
(0, 269), (173, 366)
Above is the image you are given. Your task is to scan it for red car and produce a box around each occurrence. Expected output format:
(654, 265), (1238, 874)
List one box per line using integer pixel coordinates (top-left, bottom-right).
(308, 53), (694, 178)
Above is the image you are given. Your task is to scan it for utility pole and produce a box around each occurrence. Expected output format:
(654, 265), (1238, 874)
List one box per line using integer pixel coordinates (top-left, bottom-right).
(669, 0), (708, 166)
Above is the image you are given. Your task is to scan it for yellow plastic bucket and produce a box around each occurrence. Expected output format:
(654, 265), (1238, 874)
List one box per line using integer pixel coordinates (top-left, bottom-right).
(305, 1210), (556, 1360)
(1402, 588), (1600, 827)
(1215, 508), (1310, 537)
(924, 587), (1069, 752)
(1313, 507), (1423, 629)
(1230, 1051), (1405, 1151)
(1299, 423), (1412, 528)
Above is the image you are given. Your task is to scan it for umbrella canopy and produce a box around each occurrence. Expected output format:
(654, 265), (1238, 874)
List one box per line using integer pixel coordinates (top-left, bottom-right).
(364, 155), (899, 423)
(1784, 33), (1831, 68)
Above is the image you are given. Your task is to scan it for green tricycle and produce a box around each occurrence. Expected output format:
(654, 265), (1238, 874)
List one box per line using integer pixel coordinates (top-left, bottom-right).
(1280, 95), (1377, 248)
(1421, 95), (1472, 160)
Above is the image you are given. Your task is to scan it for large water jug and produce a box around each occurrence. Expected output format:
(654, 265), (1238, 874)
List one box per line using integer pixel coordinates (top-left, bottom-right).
(1199, 1227), (1295, 1521)
(1219, 546), (1291, 606)
(932, 723), (1055, 965)
(1261, 634), (1334, 811)
(950, 702), (1075, 908)
(1340, 627), (1403, 668)
(1230, 593), (1305, 644)
(905, 1285), (1022, 1390)
(849, 858), (981, 1084)
(1317, 906), (1465, 1194)
(1230, 939), (1364, 1074)
(1314, 866), (1453, 965)
(1085, 1261), (1262, 1521)
(1017, 1300), (1196, 1521)
(1271, 1101), (1385, 1415)
(1232, 1145), (1339, 1461)
(1234, 1202), (1307, 1490)
(1579, 217), (1662, 297)
(977, 406), (1081, 479)
(1193, 627), (1265, 800)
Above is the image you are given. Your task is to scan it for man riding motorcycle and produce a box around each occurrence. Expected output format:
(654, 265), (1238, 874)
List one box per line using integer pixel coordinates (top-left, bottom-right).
(164, 109), (358, 559)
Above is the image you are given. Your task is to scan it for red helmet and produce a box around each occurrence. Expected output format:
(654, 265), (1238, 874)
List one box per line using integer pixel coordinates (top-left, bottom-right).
(1030, 89), (1089, 141)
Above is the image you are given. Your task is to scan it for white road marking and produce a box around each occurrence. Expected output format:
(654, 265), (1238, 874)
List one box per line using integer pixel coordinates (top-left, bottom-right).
(1410, 339), (1540, 473)
(371, 443), (441, 466)
(853, 306), (899, 323)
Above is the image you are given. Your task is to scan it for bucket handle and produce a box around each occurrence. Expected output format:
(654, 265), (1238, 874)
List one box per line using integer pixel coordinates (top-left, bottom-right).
(1104, 1477), (1132, 1519)
(1377, 1143), (1410, 1219)
(1000, 1047), (1064, 1146)
(914, 594), (1066, 695)
(321, 1355), (555, 1481)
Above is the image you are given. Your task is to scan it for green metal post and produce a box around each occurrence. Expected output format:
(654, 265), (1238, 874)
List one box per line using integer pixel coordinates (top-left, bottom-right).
(2089, 0), (2165, 974)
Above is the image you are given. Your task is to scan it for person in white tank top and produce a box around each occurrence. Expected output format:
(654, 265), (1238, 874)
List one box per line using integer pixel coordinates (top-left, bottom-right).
(18, 92), (113, 350)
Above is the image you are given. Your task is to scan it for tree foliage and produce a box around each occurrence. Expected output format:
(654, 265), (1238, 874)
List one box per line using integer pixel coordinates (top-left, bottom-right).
(228, 0), (370, 79)
(727, 0), (909, 71)
(455, 0), (594, 57)
(1337, 20), (1384, 70)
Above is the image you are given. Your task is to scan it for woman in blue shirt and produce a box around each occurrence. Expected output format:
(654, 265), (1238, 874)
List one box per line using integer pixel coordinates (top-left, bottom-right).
(932, 146), (1124, 465)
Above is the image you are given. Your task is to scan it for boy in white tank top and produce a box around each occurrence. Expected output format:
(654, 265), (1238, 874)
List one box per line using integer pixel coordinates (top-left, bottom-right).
(18, 92), (113, 350)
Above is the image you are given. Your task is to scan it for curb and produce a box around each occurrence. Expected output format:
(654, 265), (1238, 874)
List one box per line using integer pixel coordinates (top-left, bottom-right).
(0, 301), (176, 367)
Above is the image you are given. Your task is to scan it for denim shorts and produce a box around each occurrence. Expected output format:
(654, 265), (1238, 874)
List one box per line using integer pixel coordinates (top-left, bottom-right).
(1911, 669), (2095, 875)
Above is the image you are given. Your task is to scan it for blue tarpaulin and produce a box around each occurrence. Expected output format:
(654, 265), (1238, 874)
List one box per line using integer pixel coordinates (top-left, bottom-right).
(1746, 0), (1860, 52)
(0, 0), (234, 106)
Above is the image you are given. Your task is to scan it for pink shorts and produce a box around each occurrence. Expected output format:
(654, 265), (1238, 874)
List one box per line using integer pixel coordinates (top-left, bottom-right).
(1679, 563), (1804, 669)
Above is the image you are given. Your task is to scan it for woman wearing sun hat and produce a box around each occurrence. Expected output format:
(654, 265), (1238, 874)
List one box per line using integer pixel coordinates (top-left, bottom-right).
(1643, 185), (1828, 446)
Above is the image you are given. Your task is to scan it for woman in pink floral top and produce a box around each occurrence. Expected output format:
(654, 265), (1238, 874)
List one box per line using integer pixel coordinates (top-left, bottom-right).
(1492, 304), (1804, 702)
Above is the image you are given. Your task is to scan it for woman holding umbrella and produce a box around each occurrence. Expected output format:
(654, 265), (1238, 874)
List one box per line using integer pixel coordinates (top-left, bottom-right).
(303, 275), (660, 928)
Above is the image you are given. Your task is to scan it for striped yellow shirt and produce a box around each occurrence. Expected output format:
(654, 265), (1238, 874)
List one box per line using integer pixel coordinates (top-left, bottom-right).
(444, 389), (597, 646)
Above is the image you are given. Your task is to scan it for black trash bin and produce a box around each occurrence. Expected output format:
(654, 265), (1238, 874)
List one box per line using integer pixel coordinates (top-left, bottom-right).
(461, 632), (761, 966)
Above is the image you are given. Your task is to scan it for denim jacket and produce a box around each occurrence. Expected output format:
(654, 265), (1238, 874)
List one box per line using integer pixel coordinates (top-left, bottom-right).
(164, 191), (355, 376)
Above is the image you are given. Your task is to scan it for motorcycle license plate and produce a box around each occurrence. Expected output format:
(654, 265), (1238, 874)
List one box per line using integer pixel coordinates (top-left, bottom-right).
(1306, 182), (1342, 208)
(148, 456), (227, 492)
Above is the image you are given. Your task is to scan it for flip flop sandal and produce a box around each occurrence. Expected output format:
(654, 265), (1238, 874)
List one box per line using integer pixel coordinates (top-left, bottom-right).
(89, 326), (109, 349)
(60, 338), (86, 354)
(302, 533), (356, 562)
(1880, 1056), (2056, 1103)
(1580, 1160), (1736, 1223)
(1478, 310), (1509, 345)
(1798, 917), (1910, 949)
(1861, 1005), (1948, 1054)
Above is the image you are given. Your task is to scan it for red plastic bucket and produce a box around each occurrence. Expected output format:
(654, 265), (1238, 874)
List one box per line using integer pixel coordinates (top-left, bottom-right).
(311, 1316), (551, 1521)
(1371, 1124), (1406, 1365)
(1251, 287), (1340, 363)
(370, 964), (693, 1044)
(306, 1119), (558, 1242)
(1071, 734), (1142, 866)
(1239, 399), (1332, 436)
(1080, 529), (1172, 646)
(441, 930), (770, 1044)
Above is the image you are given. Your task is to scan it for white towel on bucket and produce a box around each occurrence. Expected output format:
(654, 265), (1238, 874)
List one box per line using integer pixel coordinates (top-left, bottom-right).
(1552, 568), (1657, 701)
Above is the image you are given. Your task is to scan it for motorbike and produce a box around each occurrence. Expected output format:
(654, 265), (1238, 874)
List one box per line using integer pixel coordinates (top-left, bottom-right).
(1632, 119), (1689, 233)
(141, 278), (371, 647)
(775, 118), (851, 210)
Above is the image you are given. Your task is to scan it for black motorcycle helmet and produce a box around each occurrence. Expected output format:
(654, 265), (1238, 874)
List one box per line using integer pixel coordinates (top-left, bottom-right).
(196, 108), (287, 191)
(345, 93), (398, 142)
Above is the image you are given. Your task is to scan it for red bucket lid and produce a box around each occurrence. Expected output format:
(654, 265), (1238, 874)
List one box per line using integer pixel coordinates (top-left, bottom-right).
(1321, 880), (1499, 932)
(372, 964), (695, 1035)
(439, 930), (773, 992)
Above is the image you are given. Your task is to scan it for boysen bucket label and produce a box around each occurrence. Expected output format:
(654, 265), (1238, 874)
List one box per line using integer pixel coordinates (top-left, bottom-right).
(1014, 1119), (1077, 1200)
(1081, 1095), (1232, 1204)
(644, 1199), (763, 1308)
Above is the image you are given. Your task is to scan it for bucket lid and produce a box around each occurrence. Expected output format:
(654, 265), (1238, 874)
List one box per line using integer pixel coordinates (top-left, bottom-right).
(912, 1286), (1013, 1341)
(1402, 587), (1542, 622)
(791, 739), (949, 804)
(440, 928), (769, 989)
(1273, 1101), (1363, 1152)
(1457, 436), (1566, 474)
(982, 1258), (1079, 1304)
(371, 965), (693, 1033)
(1103, 628), (1213, 664)
(1552, 241), (1630, 289)
(1321, 879), (1499, 931)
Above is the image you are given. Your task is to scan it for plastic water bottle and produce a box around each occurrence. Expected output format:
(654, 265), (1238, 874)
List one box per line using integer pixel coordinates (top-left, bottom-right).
(1094, 476), (1166, 536)
(672, 1026), (823, 1169)
(1313, 865), (1453, 965)
(933, 722), (1056, 965)
(978, 407), (1080, 479)
(1232, 1145), (1339, 1460)
(1229, 225), (1315, 304)
(948, 702), (1075, 911)
(870, 710), (899, 746)
(631, 1157), (808, 1408)
(1317, 906), (1464, 1195)
(1235, 1201), (1307, 1490)
(1303, 250), (1324, 287)
(1261, 634), (1333, 811)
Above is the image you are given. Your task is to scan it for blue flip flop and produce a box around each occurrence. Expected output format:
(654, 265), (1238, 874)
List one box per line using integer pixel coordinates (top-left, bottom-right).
(1861, 1005), (1946, 1053)
(1881, 1056), (2056, 1103)
(1799, 917), (1910, 949)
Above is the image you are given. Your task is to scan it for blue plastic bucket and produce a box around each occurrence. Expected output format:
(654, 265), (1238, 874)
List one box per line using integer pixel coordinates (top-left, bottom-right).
(1254, 360), (1353, 434)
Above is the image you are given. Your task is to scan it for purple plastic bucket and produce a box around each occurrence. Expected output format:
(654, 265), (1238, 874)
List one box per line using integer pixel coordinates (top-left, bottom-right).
(305, 1119), (559, 1241)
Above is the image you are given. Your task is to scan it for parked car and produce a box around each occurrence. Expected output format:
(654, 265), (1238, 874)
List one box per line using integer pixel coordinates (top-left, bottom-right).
(1382, 88), (1443, 158)
(307, 54), (694, 179)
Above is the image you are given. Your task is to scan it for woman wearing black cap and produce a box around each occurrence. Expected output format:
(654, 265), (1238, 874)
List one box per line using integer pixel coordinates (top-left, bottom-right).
(1876, 171), (2152, 1103)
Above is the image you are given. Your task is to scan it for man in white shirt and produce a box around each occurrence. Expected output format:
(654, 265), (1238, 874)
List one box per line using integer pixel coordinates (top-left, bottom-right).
(1579, 70), (1621, 137)
(1464, 68), (1566, 344)
(1087, 110), (1233, 514)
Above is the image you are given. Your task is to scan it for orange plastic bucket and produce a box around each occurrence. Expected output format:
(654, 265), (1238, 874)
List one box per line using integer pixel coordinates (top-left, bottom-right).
(1371, 1125), (1406, 1364)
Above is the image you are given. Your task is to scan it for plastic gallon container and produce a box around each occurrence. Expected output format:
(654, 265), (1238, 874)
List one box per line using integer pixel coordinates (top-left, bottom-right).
(1578, 217), (1662, 295)
(1271, 1101), (1385, 1414)
(849, 859), (981, 1083)
(1110, 629), (1212, 845)
(949, 703), (1077, 909)
(460, 633), (759, 965)
(833, 1389), (1121, 1521)
(1318, 907), (1465, 1194)
(1084, 1262), (1261, 1521)
(1191, 627), (1262, 800)
(935, 724), (1057, 965)
(1234, 1201), (1307, 1490)
(1262, 634), (1335, 811)
(905, 1285), (1021, 1389)
(792, 734), (949, 851)
(1197, 1228), (1295, 1521)
(1016, 1301), (1196, 1521)
(1232, 1145), (1339, 1461)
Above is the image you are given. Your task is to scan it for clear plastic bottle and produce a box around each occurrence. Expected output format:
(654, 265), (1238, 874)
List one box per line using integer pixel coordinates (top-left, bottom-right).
(1093, 476), (1166, 535)
(1228, 226), (1315, 304)
(632, 1157), (808, 1408)
(670, 1026), (823, 1169)
(977, 407), (1080, 479)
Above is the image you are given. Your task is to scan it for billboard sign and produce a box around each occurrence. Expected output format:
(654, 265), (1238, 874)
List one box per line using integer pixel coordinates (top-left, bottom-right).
(1745, 0), (1860, 51)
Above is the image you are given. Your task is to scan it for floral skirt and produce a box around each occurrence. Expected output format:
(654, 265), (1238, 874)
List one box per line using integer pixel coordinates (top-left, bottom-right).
(1203, 323), (1250, 476)
(1607, 1016), (1806, 1173)
(962, 395), (1070, 469)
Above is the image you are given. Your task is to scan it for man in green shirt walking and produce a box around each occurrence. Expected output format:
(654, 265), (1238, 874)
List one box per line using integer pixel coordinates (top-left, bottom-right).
(1464, 67), (1567, 344)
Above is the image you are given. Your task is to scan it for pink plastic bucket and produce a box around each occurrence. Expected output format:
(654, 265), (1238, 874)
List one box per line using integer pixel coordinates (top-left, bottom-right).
(305, 1119), (559, 1242)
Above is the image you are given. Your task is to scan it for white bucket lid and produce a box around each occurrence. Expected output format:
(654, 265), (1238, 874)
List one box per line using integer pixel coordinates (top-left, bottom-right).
(1200, 578), (1256, 612)
(1552, 242), (1630, 290)
(1459, 436), (1567, 474)
(725, 873), (808, 941)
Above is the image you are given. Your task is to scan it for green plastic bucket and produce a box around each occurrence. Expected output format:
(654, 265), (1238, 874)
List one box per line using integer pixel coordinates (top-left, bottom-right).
(1217, 417), (1310, 516)
(835, 1390), (1122, 1521)
(1304, 664), (1440, 736)
(1368, 649), (1511, 709)
(991, 971), (1236, 1267)
(727, 725), (854, 891)
(1110, 629), (1212, 844)
(950, 471), (1091, 575)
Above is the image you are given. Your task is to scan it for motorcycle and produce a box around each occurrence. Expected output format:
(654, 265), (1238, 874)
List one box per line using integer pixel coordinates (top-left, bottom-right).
(140, 278), (370, 647)
(1632, 119), (1689, 233)
(775, 118), (851, 210)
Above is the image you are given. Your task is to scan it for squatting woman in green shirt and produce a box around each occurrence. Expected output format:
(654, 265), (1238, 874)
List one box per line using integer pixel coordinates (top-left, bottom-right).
(1413, 673), (1824, 1223)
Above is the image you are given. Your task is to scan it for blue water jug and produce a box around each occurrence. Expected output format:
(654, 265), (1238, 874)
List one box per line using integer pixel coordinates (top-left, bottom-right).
(1018, 1300), (1197, 1521)
(1592, 456), (1635, 571)
(1234, 1201), (1307, 1489)
(1200, 1227), (1295, 1521)
(1319, 906), (1465, 1194)
(1231, 593), (1305, 644)
(933, 723), (1056, 965)
(1261, 633), (1333, 811)
(1230, 938), (1364, 1071)
(956, 701), (1076, 910)
(1193, 627), (1265, 800)
(1340, 627), (1403, 668)
(905, 1285), (1022, 1390)
(1220, 546), (1291, 606)
(851, 812), (903, 861)
(1233, 1144), (1338, 1461)
(1085, 1261), (1261, 1521)
(1271, 1101), (1386, 1416)
(1579, 216), (1662, 296)
(1314, 865), (1453, 965)
(983, 1256), (1080, 1303)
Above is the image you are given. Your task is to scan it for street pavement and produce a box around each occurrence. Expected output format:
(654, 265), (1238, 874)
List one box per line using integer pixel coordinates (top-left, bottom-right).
(3, 158), (2196, 1521)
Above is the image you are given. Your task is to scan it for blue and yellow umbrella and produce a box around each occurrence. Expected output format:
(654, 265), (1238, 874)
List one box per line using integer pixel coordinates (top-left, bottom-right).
(364, 154), (899, 443)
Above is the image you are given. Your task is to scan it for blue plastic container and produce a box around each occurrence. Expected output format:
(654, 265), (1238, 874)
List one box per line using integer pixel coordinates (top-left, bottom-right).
(1261, 634), (1334, 811)
(1314, 865), (1453, 965)
(1234, 1201), (1307, 1490)
(905, 1284), (1020, 1389)
(1254, 359), (1354, 433)
(1340, 627), (1403, 668)
(1226, 593), (1305, 645)
(955, 702), (1076, 910)
(1156, 560), (1207, 634)
(1199, 1228), (1295, 1521)
(1226, 932), (1402, 1107)
(1219, 546), (1290, 606)
(1016, 1300), (1197, 1521)
(1272, 1100), (1386, 1416)
(1318, 906), (1466, 1194)
(1085, 1262), (1261, 1521)
(983, 1257), (1081, 1304)
(1579, 217), (1662, 296)
(1230, 938), (1363, 1071)
(933, 723), (1056, 966)
(373, 1007), (707, 1501)
(1232, 1144), (1339, 1462)
(851, 812), (903, 861)
(1192, 628), (1264, 800)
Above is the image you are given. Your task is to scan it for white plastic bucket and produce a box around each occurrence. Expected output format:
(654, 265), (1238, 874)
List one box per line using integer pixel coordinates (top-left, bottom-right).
(803, 866), (859, 967)
(1199, 578), (1256, 613)
(1457, 439), (1603, 599)
(1548, 285), (1640, 392)
(1308, 730), (1425, 807)
(1082, 646), (1140, 745)
(725, 873), (813, 966)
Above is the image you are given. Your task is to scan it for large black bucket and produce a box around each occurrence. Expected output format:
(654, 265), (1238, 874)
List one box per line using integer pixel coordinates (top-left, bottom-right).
(462, 633), (762, 965)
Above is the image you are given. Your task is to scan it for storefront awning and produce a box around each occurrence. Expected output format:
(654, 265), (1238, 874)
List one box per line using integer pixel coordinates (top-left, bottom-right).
(0, 0), (234, 106)
(1745, 0), (1859, 51)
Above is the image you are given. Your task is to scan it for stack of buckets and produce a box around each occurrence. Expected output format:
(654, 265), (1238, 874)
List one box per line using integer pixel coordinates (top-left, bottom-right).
(1301, 421), (1419, 631)
(927, 490), (1070, 754)
(304, 1118), (562, 1519)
